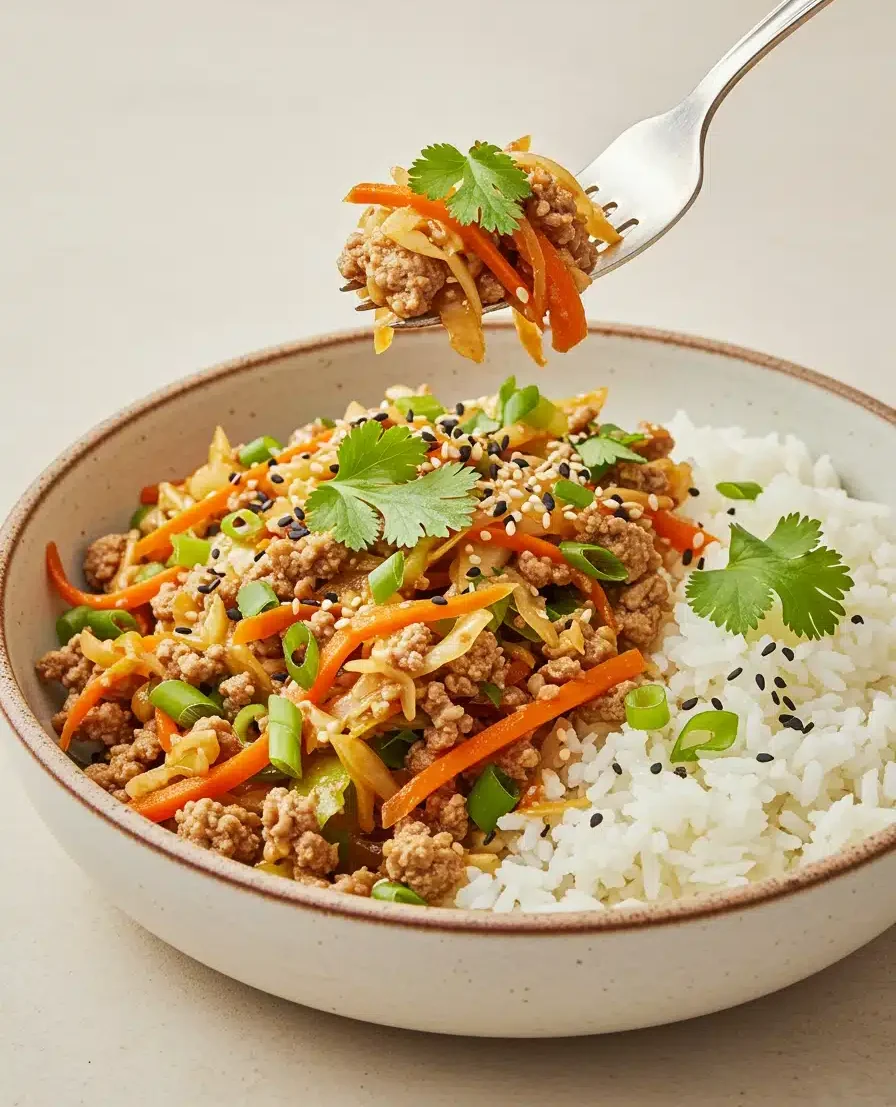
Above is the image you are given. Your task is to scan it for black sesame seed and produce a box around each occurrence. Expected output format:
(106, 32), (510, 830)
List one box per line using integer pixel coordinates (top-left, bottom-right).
(300, 453), (310, 460)
(500, 435), (510, 451)
(610, 494), (624, 505)
(803, 722), (815, 734)
(558, 462), (571, 478)
(226, 607), (242, 621)
(590, 812), (604, 827)
(277, 515), (293, 527)
(405, 409), (415, 423)
(466, 566), (482, 578)
(421, 431), (437, 443)
(614, 508), (628, 520)
(851, 614), (864, 625)
(453, 426), (465, 439)
(373, 411), (388, 422)
(727, 667), (743, 681)
(267, 457), (278, 467)
(228, 472), (241, 484)
(579, 468), (591, 482)
(682, 548), (693, 567)
(783, 696), (796, 711)
(681, 697), (698, 711)
(455, 402), (465, 416)
(196, 583), (213, 594)
(540, 824), (550, 838)
(774, 676), (786, 689)
(489, 462), (499, 480)
(253, 551), (265, 562)
(612, 762), (623, 775)
(771, 691), (780, 706)
(324, 592), (338, 602)
(270, 671), (289, 682)
(440, 417), (458, 432)
(458, 445), (472, 463)
(259, 499), (275, 512)
(782, 647), (794, 661)
(778, 713), (794, 725)
(290, 525), (310, 539)
(206, 524), (220, 537)
(270, 473), (285, 485)
(431, 596), (449, 606)
(487, 441), (501, 456)
(304, 599), (320, 608)
(755, 674), (766, 691)
(492, 500), (508, 517)
(174, 626), (192, 635)
(788, 717), (805, 731)
(514, 458), (529, 469)
(674, 766), (688, 778)
(482, 830), (496, 845)
(351, 417), (367, 427)
(761, 642), (777, 657)
(688, 487), (700, 497)
(329, 464), (340, 474)
(542, 492), (556, 511)
(697, 558), (706, 570)
(756, 752), (774, 763)
(211, 548), (220, 560)
(650, 762), (662, 775)
(726, 507), (736, 516)
(711, 697), (723, 711)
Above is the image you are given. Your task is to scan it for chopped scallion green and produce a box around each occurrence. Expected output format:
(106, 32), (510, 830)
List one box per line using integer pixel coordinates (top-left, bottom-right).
(292, 752), (351, 825)
(170, 533), (212, 568)
(129, 504), (152, 530)
(282, 620), (319, 690)
(237, 581), (280, 618)
(624, 684), (670, 730)
(715, 481), (763, 501)
(467, 763), (519, 833)
(553, 479), (594, 508)
(267, 694), (302, 779)
(670, 710), (739, 763)
(86, 609), (139, 641)
(461, 410), (501, 435)
(149, 680), (220, 728)
(238, 435), (283, 467)
(133, 561), (167, 584)
(55, 606), (92, 646)
(233, 702), (266, 745)
(221, 509), (265, 543)
(371, 880), (427, 905)
(393, 395), (445, 421)
(369, 551), (405, 605)
(502, 384), (540, 427)
(559, 541), (628, 582)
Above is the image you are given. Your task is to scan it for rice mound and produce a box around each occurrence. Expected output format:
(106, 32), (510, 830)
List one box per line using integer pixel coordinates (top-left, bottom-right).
(455, 415), (896, 913)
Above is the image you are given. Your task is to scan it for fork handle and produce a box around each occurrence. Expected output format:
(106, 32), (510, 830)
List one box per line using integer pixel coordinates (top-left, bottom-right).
(687, 0), (836, 123)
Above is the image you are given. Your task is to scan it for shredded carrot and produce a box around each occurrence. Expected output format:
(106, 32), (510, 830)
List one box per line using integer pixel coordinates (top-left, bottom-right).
(132, 431), (334, 562)
(59, 657), (143, 752)
(381, 649), (645, 827)
(536, 231), (588, 353)
(154, 707), (179, 754)
(481, 527), (616, 631)
(231, 603), (323, 646)
(344, 184), (535, 321)
(650, 510), (718, 555)
(46, 543), (181, 612)
(511, 217), (547, 325)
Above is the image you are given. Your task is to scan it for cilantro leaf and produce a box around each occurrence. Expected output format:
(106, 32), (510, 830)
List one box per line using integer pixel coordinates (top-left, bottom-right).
(575, 431), (646, 477)
(408, 142), (532, 235)
(305, 423), (478, 550)
(599, 423), (647, 447)
(685, 515), (854, 640)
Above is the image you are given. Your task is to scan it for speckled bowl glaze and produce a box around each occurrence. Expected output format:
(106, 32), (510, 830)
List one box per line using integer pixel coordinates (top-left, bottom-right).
(2, 323), (895, 1037)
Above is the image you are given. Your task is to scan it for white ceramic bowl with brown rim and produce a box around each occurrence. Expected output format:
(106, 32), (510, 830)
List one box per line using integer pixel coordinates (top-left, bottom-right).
(2, 322), (895, 1038)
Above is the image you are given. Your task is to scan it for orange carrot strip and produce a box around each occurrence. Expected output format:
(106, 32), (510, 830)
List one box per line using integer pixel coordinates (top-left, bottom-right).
(381, 649), (645, 827)
(59, 657), (143, 752)
(650, 510), (718, 554)
(536, 231), (588, 353)
(46, 543), (181, 612)
(133, 431), (334, 562)
(481, 527), (616, 631)
(231, 603), (322, 646)
(129, 733), (272, 823)
(511, 217), (547, 325)
(345, 184), (535, 320)
(154, 707), (179, 754)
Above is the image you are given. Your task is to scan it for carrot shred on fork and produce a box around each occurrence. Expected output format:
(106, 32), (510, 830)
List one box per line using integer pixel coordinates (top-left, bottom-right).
(46, 543), (181, 612)
(535, 232), (588, 353)
(381, 649), (645, 827)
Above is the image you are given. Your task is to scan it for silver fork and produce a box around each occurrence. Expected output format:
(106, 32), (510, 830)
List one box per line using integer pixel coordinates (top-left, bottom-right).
(351, 0), (835, 329)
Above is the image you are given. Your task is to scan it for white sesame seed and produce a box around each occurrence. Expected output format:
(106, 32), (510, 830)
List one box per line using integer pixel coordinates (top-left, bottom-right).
(430, 457), (442, 468)
(292, 598), (302, 614)
(542, 513), (551, 529)
(581, 608), (593, 623)
(693, 532), (706, 549)
(516, 286), (530, 303)
(648, 494), (659, 511)
(334, 617), (350, 630)
(469, 554), (482, 566)
(628, 507), (644, 519)
(247, 480), (258, 490)
(350, 596), (362, 608)
(399, 600), (413, 608)
(464, 544), (474, 554)
(479, 530), (492, 542)
(602, 499), (619, 509)
(185, 611), (198, 622)
(512, 511), (523, 522)
(321, 599), (333, 611)
(310, 462), (324, 475)
(521, 502), (532, 514)
(559, 748), (571, 762)
(563, 511), (577, 522)
(505, 520), (517, 536)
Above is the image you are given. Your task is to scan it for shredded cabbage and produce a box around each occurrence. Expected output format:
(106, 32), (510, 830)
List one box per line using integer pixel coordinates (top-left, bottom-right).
(418, 609), (495, 675)
(502, 568), (559, 647)
(344, 658), (416, 721)
(509, 151), (622, 245)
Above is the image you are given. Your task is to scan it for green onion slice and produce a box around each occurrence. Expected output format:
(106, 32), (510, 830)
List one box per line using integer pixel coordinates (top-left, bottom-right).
(282, 620), (319, 690)
(233, 702), (266, 745)
(467, 763), (520, 833)
(480, 682), (503, 707)
(670, 710), (739, 763)
(56, 606), (92, 646)
(715, 481), (763, 501)
(553, 479), (594, 508)
(371, 880), (427, 906)
(393, 395), (445, 421)
(149, 680), (220, 728)
(369, 551), (405, 605)
(170, 533), (212, 568)
(524, 396), (567, 436)
(372, 729), (417, 769)
(293, 752), (351, 826)
(545, 587), (579, 621)
(462, 410), (501, 436)
(129, 504), (152, 530)
(239, 435), (283, 467)
(237, 581), (280, 618)
(221, 509), (265, 543)
(86, 609), (139, 641)
(133, 561), (167, 584)
(267, 693), (302, 779)
(503, 385), (540, 428)
(624, 684), (670, 730)
(558, 541), (628, 582)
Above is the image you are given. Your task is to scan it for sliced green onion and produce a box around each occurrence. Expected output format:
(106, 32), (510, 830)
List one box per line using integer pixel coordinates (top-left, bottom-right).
(371, 880), (427, 906)
(369, 551), (405, 605)
(86, 609), (139, 641)
(318, 416), (337, 429)
(207, 688), (226, 714)
(393, 395), (445, 421)
(467, 764), (520, 833)
(480, 682), (503, 707)
(559, 541), (628, 582)
(715, 481), (763, 501)
(129, 504), (152, 530)
(670, 710), (739, 763)
(233, 703), (266, 745)
(293, 752), (351, 826)
(238, 435), (283, 467)
(221, 509), (265, 543)
(170, 533), (212, 568)
(462, 410), (501, 436)
(624, 684), (670, 730)
(149, 680), (220, 728)
(282, 620), (319, 690)
(554, 479), (594, 508)
(497, 375), (517, 423)
(237, 581), (280, 618)
(267, 693), (302, 779)
(524, 396), (567, 436)
(371, 728), (417, 769)
(133, 561), (167, 584)
(56, 606), (91, 646)
(545, 587), (579, 621)
(503, 384), (540, 428)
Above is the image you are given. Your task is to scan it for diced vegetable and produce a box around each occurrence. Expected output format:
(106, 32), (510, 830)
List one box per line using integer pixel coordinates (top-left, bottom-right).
(624, 684), (670, 730)
(221, 510), (265, 544)
(293, 752), (351, 826)
(148, 680), (221, 729)
(129, 504), (152, 530)
(154, 707), (179, 754)
(371, 880), (427, 906)
(480, 682), (503, 707)
(467, 764), (519, 832)
(169, 534), (212, 568)
(133, 561), (167, 584)
(237, 581), (280, 618)
(282, 620), (319, 690)
(670, 710), (739, 762)
(369, 551), (405, 605)
(558, 541), (628, 582)
(267, 694), (302, 779)
(239, 435), (283, 467)
(85, 609), (139, 641)
(554, 480), (594, 508)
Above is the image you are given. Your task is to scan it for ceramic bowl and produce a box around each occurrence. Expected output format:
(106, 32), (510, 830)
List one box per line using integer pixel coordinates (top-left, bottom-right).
(2, 323), (895, 1038)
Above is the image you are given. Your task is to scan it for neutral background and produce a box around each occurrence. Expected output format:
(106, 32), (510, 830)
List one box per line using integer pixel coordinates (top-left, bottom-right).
(1, 0), (894, 1103)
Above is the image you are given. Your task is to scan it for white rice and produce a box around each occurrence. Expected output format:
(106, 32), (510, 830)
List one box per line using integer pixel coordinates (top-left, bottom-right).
(455, 415), (896, 913)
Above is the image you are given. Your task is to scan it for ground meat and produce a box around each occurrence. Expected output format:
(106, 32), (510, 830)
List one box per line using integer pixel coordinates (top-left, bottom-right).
(372, 622), (433, 676)
(382, 820), (465, 902)
(477, 269), (505, 305)
(261, 787), (338, 879)
(538, 656), (582, 684)
(613, 572), (670, 648)
(444, 630), (506, 698)
(501, 685), (532, 709)
(541, 620), (617, 669)
(515, 549), (573, 590)
(306, 608), (337, 647)
(84, 723), (162, 801)
(150, 582), (179, 624)
(186, 715), (242, 763)
(339, 228), (448, 319)
(418, 788), (469, 842)
(406, 740), (437, 775)
(35, 635), (94, 694)
(634, 423), (675, 461)
(218, 672), (255, 718)
(493, 738), (540, 784)
(83, 533), (128, 592)
(420, 680), (474, 752)
(573, 509), (659, 584)
(66, 700), (136, 747)
(525, 166), (597, 275)
(606, 460), (670, 496)
(175, 797), (262, 863)
(578, 679), (640, 725)
(155, 639), (227, 685)
(248, 534), (349, 601)
(331, 867), (379, 897)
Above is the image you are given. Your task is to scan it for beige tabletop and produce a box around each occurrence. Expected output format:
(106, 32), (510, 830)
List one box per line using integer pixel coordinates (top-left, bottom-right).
(1, 1), (895, 1103)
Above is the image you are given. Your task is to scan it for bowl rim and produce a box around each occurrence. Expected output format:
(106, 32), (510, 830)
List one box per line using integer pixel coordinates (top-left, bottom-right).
(2, 320), (895, 935)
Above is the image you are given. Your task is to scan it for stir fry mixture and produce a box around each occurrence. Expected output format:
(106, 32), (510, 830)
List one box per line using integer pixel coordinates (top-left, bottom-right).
(36, 381), (854, 906)
(337, 137), (621, 364)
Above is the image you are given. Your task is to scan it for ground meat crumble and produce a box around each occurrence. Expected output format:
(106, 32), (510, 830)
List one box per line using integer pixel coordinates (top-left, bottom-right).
(175, 797), (262, 863)
(261, 788), (338, 881)
(382, 820), (465, 902)
(83, 533), (128, 592)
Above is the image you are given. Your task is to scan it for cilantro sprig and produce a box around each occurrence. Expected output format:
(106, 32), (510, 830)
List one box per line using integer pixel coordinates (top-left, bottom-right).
(305, 420), (478, 551)
(408, 142), (532, 235)
(686, 514), (854, 640)
(574, 424), (647, 479)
